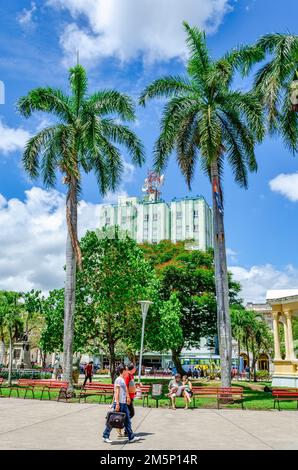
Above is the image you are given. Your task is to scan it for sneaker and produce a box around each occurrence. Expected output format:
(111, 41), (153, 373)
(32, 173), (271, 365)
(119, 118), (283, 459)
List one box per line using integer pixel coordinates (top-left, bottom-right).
(103, 437), (113, 444)
(128, 436), (142, 443)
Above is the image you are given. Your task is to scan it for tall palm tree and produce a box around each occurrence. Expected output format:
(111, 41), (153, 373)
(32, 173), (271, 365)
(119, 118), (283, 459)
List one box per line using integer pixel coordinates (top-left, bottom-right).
(139, 23), (264, 386)
(245, 33), (298, 152)
(18, 65), (144, 388)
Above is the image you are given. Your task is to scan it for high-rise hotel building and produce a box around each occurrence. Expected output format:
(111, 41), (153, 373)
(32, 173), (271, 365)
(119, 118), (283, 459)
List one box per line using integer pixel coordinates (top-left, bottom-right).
(98, 193), (213, 251)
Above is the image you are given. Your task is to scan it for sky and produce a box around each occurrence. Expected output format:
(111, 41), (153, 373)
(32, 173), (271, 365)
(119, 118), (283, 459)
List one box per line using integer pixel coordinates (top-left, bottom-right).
(0, 0), (298, 302)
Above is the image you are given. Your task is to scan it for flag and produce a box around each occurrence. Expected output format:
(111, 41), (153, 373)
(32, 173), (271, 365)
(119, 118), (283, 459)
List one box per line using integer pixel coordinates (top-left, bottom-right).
(212, 179), (224, 214)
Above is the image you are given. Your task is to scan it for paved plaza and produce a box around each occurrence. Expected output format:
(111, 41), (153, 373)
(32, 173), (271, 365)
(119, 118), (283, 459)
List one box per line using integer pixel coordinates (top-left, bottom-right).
(0, 398), (298, 450)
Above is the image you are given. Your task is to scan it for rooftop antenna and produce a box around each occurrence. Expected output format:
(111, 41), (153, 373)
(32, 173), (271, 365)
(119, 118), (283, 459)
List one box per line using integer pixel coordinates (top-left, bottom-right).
(76, 49), (80, 65)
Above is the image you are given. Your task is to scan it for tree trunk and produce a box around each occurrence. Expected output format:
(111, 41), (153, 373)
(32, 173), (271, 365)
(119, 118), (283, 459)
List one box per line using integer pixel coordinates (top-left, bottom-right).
(8, 331), (13, 386)
(0, 336), (5, 366)
(109, 341), (117, 384)
(171, 347), (184, 376)
(210, 160), (232, 387)
(237, 340), (241, 380)
(63, 178), (78, 390)
(245, 338), (251, 381)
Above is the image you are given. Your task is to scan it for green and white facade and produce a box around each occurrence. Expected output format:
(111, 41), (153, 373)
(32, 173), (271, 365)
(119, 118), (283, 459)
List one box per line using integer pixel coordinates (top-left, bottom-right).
(98, 195), (213, 250)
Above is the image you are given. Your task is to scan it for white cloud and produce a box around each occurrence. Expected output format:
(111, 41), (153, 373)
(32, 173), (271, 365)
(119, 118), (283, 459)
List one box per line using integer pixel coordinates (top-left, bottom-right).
(47, 0), (232, 65)
(0, 119), (31, 155)
(17, 2), (37, 28)
(0, 187), (101, 293)
(229, 263), (298, 303)
(269, 173), (298, 202)
(226, 248), (238, 263)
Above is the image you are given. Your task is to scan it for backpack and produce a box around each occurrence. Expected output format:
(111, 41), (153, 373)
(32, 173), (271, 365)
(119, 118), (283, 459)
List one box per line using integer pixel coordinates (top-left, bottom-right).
(106, 411), (126, 429)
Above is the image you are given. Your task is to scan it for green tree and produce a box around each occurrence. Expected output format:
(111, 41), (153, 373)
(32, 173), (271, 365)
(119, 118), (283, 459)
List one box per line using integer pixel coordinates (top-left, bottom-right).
(231, 307), (273, 381)
(141, 241), (240, 375)
(0, 291), (24, 385)
(77, 228), (157, 382)
(139, 23), (264, 386)
(18, 65), (144, 387)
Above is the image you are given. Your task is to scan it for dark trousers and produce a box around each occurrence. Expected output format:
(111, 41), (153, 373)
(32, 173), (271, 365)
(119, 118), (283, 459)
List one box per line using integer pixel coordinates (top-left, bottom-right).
(103, 403), (134, 441)
(127, 399), (135, 419)
(83, 375), (92, 386)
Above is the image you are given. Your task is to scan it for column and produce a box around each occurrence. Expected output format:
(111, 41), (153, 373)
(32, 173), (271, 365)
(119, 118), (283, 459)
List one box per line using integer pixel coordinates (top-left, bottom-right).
(284, 310), (295, 360)
(282, 316), (290, 360)
(272, 312), (281, 360)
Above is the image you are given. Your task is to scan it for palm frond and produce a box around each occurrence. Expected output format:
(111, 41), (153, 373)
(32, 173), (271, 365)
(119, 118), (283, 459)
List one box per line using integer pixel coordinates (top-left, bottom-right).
(69, 64), (88, 115)
(100, 120), (145, 166)
(18, 88), (74, 123)
(183, 22), (210, 77)
(22, 126), (60, 180)
(139, 76), (192, 106)
(84, 90), (135, 121)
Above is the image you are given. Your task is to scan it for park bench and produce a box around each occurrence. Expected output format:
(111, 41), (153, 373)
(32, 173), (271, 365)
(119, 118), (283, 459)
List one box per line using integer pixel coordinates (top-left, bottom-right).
(0, 377), (5, 396)
(135, 384), (151, 407)
(191, 386), (244, 409)
(8, 379), (69, 401)
(272, 388), (298, 411)
(79, 383), (114, 403)
(8, 379), (36, 398)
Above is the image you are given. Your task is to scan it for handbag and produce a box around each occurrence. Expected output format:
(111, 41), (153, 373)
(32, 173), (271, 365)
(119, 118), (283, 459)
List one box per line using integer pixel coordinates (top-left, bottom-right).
(106, 410), (126, 429)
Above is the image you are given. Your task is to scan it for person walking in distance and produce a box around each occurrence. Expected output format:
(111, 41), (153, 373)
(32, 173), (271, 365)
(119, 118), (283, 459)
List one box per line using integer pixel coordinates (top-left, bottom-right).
(103, 364), (142, 444)
(83, 361), (93, 386)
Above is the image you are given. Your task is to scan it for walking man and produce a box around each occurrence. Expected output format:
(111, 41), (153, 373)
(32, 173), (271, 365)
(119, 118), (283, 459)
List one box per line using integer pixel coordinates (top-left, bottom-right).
(103, 364), (142, 444)
(83, 361), (93, 386)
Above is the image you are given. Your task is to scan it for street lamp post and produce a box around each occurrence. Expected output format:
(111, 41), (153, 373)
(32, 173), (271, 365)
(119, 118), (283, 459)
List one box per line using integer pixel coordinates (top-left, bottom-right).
(137, 300), (153, 383)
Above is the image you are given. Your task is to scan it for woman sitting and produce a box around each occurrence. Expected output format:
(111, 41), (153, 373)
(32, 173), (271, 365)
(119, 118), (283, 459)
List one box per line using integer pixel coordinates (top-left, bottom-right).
(182, 375), (193, 409)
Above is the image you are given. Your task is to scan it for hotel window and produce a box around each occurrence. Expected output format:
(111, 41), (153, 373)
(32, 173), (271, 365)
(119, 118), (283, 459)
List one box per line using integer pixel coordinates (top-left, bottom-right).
(186, 225), (190, 231)
(194, 225), (199, 232)
(176, 212), (182, 219)
(153, 213), (158, 221)
(105, 217), (110, 224)
(121, 216), (126, 224)
(144, 214), (149, 222)
(194, 210), (199, 218)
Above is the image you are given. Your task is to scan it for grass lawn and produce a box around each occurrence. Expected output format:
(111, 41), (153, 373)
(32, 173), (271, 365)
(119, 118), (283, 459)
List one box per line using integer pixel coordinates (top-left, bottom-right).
(1, 379), (297, 411)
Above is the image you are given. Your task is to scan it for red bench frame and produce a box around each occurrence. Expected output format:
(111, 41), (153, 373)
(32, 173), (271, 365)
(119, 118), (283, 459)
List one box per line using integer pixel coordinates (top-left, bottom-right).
(272, 388), (298, 411)
(79, 383), (114, 403)
(191, 386), (244, 409)
(8, 379), (69, 401)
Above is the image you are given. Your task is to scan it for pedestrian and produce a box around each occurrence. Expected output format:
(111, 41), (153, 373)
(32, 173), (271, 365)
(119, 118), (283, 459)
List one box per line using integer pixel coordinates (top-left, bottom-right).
(83, 361), (93, 386)
(53, 358), (60, 380)
(125, 363), (136, 418)
(102, 364), (142, 444)
(115, 363), (137, 438)
(168, 373), (183, 410)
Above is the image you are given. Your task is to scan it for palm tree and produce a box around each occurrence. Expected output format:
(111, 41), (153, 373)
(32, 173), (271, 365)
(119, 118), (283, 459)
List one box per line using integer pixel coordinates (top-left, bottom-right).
(241, 34), (298, 151)
(139, 23), (264, 386)
(18, 65), (144, 388)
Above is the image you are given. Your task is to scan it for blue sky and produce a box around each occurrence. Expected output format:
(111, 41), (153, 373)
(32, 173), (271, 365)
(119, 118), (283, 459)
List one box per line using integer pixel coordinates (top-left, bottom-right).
(0, 0), (298, 301)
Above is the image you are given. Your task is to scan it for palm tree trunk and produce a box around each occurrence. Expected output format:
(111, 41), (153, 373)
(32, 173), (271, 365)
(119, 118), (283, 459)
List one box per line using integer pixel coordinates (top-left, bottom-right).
(8, 331), (13, 386)
(210, 160), (232, 387)
(245, 337), (251, 381)
(0, 334), (5, 366)
(63, 178), (78, 390)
